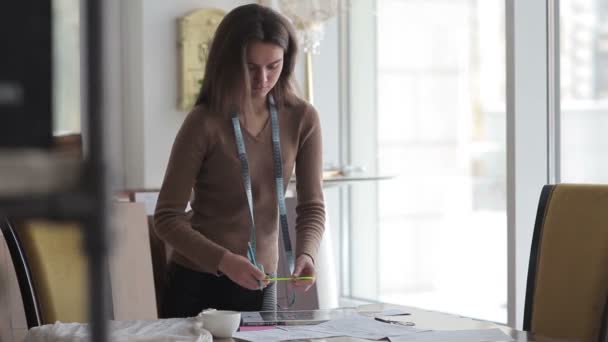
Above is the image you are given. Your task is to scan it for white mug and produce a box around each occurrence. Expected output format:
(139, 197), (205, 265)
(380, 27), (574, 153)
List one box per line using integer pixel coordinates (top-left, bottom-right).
(199, 309), (241, 338)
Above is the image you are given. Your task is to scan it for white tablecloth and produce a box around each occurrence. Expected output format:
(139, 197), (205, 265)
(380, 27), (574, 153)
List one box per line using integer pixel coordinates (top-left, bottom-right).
(23, 318), (212, 342)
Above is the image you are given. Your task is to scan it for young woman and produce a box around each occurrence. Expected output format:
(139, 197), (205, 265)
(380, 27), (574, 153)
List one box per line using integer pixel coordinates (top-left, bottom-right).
(154, 4), (325, 318)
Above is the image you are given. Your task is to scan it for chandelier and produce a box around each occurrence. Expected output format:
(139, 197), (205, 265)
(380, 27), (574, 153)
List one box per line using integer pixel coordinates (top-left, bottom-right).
(278, 0), (340, 54)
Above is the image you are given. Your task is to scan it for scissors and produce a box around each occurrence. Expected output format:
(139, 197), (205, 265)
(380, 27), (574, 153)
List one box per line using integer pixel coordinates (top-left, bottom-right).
(374, 317), (416, 327)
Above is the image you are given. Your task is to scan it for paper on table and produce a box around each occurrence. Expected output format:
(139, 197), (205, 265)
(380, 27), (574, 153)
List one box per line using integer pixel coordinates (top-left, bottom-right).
(357, 307), (410, 318)
(233, 328), (340, 342)
(280, 316), (420, 340)
(388, 328), (514, 342)
(379, 308), (411, 316)
(238, 325), (276, 332)
(395, 309), (499, 331)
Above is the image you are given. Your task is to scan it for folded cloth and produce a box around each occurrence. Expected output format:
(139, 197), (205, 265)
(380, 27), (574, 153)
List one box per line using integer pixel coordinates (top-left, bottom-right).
(23, 318), (212, 342)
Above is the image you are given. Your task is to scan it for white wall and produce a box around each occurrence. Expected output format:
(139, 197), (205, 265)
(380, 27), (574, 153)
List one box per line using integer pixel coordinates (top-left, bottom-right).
(103, 0), (125, 189)
(309, 17), (343, 293)
(121, 0), (249, 188)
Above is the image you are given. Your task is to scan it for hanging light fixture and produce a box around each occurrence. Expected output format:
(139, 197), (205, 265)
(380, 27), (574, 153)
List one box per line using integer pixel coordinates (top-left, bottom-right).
(277, 0), (340, 104)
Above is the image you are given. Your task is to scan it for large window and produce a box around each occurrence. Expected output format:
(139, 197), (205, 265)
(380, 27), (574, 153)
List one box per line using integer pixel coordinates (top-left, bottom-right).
(346, 0), (507, 323)
(560, 0), (608, 182)
(53, 0), (81, 134)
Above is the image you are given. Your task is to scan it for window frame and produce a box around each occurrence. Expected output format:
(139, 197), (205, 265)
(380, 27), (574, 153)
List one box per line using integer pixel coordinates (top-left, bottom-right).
(339, 0), (554, 329)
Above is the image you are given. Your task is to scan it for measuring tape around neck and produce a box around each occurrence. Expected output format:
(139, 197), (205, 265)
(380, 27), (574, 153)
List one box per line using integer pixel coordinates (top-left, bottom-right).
(231, 95), (295, 277)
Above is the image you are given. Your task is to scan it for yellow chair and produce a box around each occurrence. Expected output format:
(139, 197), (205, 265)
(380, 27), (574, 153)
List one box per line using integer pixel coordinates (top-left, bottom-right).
(525, 184), (608, 342)
(1, 218), (88, 328)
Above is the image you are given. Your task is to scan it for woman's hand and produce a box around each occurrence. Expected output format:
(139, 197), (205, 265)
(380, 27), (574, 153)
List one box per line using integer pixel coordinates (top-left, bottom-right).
(218, 252), (268, 290)
(291, 254), (316, 291)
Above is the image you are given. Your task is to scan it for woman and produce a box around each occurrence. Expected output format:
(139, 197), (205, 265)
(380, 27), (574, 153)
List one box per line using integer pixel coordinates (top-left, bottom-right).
(154, 4), (325, 318)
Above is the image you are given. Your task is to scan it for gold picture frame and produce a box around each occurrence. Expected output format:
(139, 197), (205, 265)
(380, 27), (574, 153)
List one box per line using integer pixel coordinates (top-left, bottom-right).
(177, 8), (226, 111)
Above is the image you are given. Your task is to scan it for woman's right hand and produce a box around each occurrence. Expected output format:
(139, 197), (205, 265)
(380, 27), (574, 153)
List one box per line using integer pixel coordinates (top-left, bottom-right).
(218, 252), (268, 290)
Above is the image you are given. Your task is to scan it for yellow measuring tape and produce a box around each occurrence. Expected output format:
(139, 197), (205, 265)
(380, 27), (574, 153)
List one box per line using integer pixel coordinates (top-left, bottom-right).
(265, 276), (315, 282)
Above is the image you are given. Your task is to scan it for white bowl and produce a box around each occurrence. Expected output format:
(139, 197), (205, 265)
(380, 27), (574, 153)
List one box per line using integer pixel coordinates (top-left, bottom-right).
(200, 310), (241, 338)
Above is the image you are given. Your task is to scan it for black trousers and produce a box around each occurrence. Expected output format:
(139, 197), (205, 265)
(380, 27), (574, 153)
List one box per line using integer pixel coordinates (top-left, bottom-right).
(160, 262), (271, 318)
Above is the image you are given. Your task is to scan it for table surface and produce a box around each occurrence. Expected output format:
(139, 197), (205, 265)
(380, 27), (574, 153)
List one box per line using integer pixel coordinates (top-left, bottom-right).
(23, 304), (572, 342)
(221, 304), (570, 342)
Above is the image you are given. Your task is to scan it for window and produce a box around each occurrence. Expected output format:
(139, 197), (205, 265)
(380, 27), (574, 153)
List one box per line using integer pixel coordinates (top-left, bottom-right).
(346, 0), (507, 323)
(560, 0), (608, 182)
(53, 0), (81, 135)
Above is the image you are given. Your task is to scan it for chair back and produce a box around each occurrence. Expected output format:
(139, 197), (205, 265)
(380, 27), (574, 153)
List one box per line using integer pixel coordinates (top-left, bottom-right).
(525, 184), (608, 342)
(147, 216), (172, 315)
(1, 218), (88, 327)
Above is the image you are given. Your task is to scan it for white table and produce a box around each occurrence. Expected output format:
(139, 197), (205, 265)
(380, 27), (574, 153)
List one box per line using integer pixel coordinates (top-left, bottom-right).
(23, 304), (563, 342)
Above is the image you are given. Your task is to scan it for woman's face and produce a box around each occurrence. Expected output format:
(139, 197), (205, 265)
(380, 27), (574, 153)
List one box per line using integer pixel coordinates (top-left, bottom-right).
(246, 41), (284, 99)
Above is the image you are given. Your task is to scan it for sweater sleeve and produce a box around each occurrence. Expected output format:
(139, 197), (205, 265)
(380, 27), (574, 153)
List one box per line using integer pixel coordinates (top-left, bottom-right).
(154, 110), (229, 273)
(294, 105), (326, 262)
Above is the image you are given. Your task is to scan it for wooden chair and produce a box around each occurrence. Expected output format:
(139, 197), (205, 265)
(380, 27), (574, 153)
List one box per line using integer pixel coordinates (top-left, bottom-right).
(525, 184), (608, 342)
(120, 189), (174, 317)
(146, 215), (172, 317)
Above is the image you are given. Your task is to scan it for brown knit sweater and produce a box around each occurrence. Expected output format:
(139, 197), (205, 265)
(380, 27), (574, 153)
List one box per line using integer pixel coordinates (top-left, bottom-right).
(154, 98), (325, 274)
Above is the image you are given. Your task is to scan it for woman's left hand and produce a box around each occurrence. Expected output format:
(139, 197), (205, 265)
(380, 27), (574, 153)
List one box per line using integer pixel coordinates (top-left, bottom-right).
(291, 254), (316, 291)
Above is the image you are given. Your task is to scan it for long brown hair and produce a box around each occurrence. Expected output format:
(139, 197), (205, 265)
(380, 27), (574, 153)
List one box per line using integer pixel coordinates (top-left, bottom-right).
(195, 4), (299, 115)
